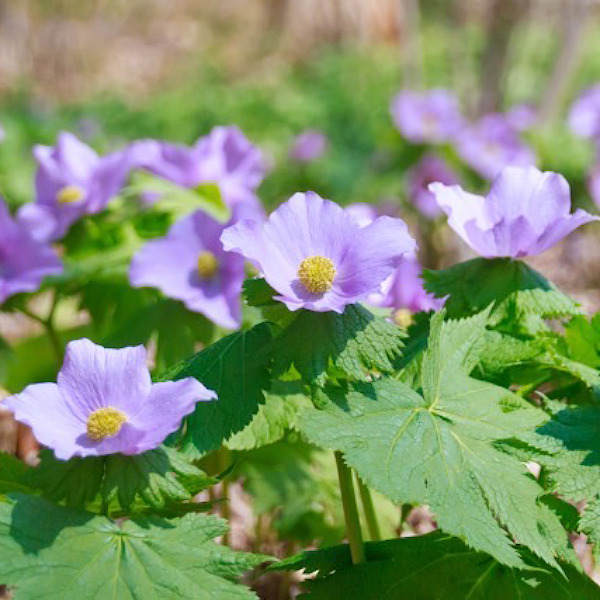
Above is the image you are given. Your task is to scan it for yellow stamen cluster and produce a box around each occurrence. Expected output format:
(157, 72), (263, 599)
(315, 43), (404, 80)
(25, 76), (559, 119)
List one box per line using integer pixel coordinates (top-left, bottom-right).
(393, 308), (414, 328)
(297, 255), (336, 294)
(86, 407), (127, 441)
(197, 251), (219, 279)
(56, 185), (85, 204)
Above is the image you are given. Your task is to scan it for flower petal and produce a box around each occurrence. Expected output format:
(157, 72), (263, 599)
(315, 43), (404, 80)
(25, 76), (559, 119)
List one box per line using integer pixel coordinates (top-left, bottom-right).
(3, 384), (86, 461)
(57, 339), (151, 420)
(128, 378), (216, 453)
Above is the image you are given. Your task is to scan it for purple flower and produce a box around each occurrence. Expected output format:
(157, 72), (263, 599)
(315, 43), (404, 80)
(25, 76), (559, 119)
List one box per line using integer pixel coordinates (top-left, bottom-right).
(390, 89), (464, 144)
(17, 132), (129, 242)
(369, 254), (443, 313)
(221, 191), (416, 313)
(407, 154), (458, 218)
(289, 130), (328, 163)
(0, 124), (5, 143)
(0, 198), (62, 304)
(569, 85), (600, 140)
(589, 165), (600, 209)
(429, 166), (598, 258)
(455, 114), (536, 180)
(4, 339), (215, 460)
(129, 210), (245, 329)
(129, 126), (266, 220)
(345, 202), (378, 227)
(506, 103), (537, 131)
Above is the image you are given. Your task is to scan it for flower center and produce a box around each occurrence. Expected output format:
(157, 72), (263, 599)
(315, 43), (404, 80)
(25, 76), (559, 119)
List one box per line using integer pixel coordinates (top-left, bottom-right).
(56, 185), (85, 204)
(197, 251), (219, 279)
(86, 407), (127, 441)
(297, 255), (336, 294)
(393, 308), (413, 328)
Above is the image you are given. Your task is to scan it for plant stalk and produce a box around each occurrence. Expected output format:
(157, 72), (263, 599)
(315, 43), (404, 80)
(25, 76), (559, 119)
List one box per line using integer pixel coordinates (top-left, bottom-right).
(356, 475), (381, 541)
(335, 451), (366, 564)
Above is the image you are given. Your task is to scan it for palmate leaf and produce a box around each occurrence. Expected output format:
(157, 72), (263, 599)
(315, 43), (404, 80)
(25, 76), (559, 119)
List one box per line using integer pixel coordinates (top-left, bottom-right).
(225, 381), (310, 451)
(424, 258), (580, 328)
(271, 304), (405, 386)
(298, 312), (573, 568)
(31, 447), (214, 513)
(163, 323), (273, 455)
(0, 494), (268, 599)
(272, 532), (599, 599)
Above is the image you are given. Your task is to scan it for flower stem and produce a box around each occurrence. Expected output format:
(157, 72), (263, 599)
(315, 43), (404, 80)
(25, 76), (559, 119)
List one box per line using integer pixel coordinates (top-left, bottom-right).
(334, 451), (365, 564)
(19, 298), (63, 368)
(356, 475), (381, 541)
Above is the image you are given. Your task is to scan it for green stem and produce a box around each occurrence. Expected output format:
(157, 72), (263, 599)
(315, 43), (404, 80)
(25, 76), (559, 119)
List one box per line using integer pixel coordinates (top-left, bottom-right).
(19, 300), (63, 368)
(356, 475), (381, 541)
(218, 447), (232, 546)
(335, 451), (365, 564)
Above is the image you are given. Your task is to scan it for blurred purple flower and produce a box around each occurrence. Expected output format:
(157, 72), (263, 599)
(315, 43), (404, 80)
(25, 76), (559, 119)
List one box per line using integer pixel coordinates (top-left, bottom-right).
(407, 154), (458, 218)
(589, 165), (600, 209)
(369, 254), (443, 313)
(289, 130), (328, 163)
(506, 104), (537, 131)
(569, 85), (600, 140)
(221, 191), (416, 313)
(129, 126), (266, 220)
(0, 123), (5, 143)
(0, 198), (62, 304)
(4, 339), (214, 460)
(429, 166), (598, 258)
(390, 89), (464, 144)
(455, 114), (536, 180)
(130, 210), (245, 329)
(17, 132), (129, 242)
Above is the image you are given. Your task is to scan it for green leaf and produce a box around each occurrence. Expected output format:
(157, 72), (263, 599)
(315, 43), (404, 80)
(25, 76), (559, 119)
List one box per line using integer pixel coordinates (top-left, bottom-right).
(271, 304), (405, 385)
(32, 447), (214, 513)
(129, 171), (230, 222)
(101, 447), (215, 510)
(564, 314), (600, 368)
(225, 381), (310, 451)
(164, 323), (273, 455)
(525, 403), (600, 560)
(0, 453), (34, 496)
(273, 532), (599, 599)
(424, 258), (581, 328)
(298, 312), (572, 569)
(0, 494), (268, 599)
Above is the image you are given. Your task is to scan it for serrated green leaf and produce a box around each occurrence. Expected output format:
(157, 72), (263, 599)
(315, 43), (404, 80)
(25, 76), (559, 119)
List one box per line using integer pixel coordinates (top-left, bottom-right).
(271, 304), (405, 385)
(273, 532), (598, 599)
(164, 323), (273, 455)
(424, 258), (581, 329)
(101, 447), (215, 510)
(31, 447), (214, 513)
(225, 381), (310, 451)
(0, 494), (267, 599)
(0, 453), (34, 495)
(298, 312), (572, 569)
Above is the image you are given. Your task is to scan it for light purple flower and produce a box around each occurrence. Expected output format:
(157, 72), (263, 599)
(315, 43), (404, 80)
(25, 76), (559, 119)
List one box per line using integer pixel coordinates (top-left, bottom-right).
(129, 126), (266, 221)
(506, 103), (537, 131)
(0, 198), (62, 304)
(221, 191), (416, 313)
(455, 114), (536, 180)
(569, 85), (600, 140)
(3, 339), (215, 460)
(390, 89), (464, 144)
(589, 165), (600, 209)
(429, 166), (598, 258)
(17, 132), (129, 242)
(369, 255), (443, 313)
(289, 130), (328, 163)
(345, 202), (378, 227)
(129, 210), (245, 329)
(0, 124), (5, 143)
(407, 154), (458, 218)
